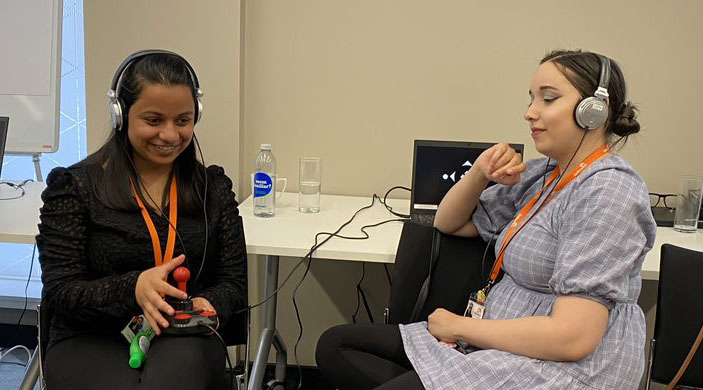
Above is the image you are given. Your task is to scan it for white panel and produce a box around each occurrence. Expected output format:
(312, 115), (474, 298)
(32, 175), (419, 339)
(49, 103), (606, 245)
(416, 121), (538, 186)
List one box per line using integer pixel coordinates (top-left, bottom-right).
(0, 0), (62, 153)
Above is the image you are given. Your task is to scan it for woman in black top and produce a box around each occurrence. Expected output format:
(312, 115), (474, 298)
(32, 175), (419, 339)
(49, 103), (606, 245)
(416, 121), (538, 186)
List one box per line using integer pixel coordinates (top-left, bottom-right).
(36, 50), (247, 389)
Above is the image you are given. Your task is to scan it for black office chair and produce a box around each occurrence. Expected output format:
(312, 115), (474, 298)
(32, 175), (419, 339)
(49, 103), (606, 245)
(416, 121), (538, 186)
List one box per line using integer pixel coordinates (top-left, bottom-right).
(385, 221), (495, 325)
(645, 244), (703, 390)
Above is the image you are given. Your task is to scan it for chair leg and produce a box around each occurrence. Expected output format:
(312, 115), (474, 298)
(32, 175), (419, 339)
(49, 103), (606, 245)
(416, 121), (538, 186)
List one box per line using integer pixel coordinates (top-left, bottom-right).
(645, 338), (655, 390)
(18, 346), (40, 390)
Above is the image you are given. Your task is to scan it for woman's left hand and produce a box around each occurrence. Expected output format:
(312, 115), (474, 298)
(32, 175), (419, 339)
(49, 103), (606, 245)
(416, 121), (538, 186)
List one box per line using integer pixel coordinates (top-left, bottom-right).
(192, 297), (215, 312)
(428, 308), (462, 343)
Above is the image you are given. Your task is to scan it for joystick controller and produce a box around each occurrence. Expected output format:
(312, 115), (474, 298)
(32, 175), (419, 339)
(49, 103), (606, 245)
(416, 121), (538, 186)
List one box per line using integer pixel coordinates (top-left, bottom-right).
(163, 266), (218, 335)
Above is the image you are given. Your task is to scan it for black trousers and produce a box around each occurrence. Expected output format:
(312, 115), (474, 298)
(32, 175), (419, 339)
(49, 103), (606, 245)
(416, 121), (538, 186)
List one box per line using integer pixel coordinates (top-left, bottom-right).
(315, 323), (424, 390)
(44, 332), (227, 390)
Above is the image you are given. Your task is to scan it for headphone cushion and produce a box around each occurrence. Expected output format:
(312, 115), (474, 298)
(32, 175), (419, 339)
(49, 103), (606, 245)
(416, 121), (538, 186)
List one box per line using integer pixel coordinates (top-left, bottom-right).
(575, 97), (609, 130)
(109, 96), (125, 131)
(196, 98), (203, 125)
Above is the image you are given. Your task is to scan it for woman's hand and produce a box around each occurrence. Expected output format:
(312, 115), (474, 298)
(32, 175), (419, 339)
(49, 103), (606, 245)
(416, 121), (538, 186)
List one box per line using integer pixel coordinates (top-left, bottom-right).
(135, 255), (188, 335)
(428, 308), (464, 343)
(192, 297), (215, 312)
(474, 143), (526, 185)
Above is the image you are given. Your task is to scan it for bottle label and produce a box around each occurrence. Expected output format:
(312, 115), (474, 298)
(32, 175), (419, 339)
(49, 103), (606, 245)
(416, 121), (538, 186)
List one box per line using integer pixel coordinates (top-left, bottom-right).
(253, 172), (273, 197)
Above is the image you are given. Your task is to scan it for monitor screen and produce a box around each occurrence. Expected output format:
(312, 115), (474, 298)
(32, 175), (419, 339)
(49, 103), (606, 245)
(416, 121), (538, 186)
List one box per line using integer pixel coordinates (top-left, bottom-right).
(411, 140), (523, 212)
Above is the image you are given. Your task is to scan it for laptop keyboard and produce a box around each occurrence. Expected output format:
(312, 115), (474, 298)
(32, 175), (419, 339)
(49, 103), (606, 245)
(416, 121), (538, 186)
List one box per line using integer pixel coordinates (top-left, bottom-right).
(411, 213), (435, 226)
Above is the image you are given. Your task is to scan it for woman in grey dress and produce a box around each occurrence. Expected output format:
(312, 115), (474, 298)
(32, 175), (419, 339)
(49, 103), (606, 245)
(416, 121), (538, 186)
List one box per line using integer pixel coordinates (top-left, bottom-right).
(316, 49), (656, 390)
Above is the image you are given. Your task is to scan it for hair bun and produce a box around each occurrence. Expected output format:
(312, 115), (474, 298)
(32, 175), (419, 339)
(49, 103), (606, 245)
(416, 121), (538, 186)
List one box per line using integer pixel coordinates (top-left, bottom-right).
(612, 101), (640, 137)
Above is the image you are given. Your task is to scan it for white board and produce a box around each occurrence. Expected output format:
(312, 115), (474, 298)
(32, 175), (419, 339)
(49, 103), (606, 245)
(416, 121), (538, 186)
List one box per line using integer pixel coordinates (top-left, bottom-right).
(0, 0), (62, 153)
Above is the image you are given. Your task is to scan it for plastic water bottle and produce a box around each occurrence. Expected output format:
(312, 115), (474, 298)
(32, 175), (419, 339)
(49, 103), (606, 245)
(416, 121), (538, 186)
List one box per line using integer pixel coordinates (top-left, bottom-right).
(253, 144), (276, 217)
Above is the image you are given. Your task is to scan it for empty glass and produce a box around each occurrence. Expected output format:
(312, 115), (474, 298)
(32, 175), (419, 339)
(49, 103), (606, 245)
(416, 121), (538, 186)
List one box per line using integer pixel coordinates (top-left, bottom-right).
(299, 157), (321, 213)
(673, 176), (703, 233)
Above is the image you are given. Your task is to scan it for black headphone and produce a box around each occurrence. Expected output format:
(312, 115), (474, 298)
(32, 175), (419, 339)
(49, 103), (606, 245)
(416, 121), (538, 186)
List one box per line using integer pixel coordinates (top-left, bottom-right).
(574, 54), (611, 131)
(107, 49), (203, 131)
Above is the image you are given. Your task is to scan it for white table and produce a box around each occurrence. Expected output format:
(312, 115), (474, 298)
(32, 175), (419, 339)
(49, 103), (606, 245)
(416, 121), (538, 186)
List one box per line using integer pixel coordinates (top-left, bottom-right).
(239, 192), (408, 389)
(0, 181), (45, 244)
(0, 181), (46, 390)
(641, 227), (703, 280)
(0, 181), (46, 310)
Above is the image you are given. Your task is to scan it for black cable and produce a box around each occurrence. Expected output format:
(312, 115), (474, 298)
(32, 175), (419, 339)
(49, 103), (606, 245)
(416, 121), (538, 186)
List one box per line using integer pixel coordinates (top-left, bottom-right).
(483, 132), (588, 294)
(199, 323), (233, 390)
(382, 263), (392, 288)
(0, 180), (32, 201)
(351, 263), (367, 323)
(117, 138), (191, 270)
(288, 197), (407, 390)
(235, 194), (396, 316)
(191, 134), (209, 287)
(15, 244), (36, 328)
(381, 186), (411, 218)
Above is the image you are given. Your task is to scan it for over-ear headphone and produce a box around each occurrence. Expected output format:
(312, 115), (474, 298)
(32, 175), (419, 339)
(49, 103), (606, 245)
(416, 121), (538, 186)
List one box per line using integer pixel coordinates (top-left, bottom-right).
(107, 49), (203, 131)
(574, 54), (610, 130)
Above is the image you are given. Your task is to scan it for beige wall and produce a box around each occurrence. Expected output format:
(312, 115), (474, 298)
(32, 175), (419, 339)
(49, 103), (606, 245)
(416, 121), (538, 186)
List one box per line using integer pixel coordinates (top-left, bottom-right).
(84, 0), (702, 375)
(84, 0), (242, 184)
(241, 0), (703, 199)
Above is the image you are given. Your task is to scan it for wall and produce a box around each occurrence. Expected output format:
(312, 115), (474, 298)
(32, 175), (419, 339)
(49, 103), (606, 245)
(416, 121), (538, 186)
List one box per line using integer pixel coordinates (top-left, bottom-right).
(84, 0), (242, 185)
(241, 0), (703, 199)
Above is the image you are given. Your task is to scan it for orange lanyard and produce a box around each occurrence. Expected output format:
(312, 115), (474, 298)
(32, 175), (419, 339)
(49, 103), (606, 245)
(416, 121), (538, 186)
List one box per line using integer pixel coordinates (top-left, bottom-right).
(131, 176), (178, 266)
(487, 145), (609, 283)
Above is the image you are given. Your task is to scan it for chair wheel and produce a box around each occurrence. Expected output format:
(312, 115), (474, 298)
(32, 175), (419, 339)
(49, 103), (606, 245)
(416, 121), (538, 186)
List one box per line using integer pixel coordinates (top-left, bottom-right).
(265, 379), (284, 390)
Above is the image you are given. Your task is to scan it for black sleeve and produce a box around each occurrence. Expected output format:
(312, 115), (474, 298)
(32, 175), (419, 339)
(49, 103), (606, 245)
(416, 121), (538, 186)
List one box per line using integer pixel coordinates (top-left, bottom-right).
(194, 166), (248, 326)
(37, 168), (140, 325)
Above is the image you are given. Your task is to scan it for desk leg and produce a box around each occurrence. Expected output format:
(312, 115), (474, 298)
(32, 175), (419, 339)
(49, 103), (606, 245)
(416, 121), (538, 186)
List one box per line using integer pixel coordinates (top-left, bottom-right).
(249, 255), (287, 390)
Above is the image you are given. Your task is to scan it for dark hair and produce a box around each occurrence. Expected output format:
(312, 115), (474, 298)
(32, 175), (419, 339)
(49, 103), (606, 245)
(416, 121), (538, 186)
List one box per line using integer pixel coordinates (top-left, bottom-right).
(541, 49), (640, 145)
(78, 53), (206, 215)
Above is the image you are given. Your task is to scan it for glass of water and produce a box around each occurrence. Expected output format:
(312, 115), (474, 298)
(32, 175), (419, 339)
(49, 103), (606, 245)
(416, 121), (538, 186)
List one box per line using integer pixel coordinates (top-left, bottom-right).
(673, 176), (703, 233)
(299, 157), (321, 213)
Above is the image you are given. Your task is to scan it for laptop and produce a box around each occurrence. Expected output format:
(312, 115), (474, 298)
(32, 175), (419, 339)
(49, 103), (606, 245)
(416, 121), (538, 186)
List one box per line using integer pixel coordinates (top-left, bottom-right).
(410, 140), (524, 225)
(0, 116), (8, 180)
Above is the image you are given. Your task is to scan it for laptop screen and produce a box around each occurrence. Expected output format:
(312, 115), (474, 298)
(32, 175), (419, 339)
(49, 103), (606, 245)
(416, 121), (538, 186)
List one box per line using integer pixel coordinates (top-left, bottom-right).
(411, 140), (524, 214)
(0, 117), (8, 180)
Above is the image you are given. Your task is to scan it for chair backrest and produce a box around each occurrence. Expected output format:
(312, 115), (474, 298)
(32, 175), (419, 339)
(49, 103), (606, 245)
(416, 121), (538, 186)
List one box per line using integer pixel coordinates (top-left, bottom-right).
(387, 222), (495, 324)
(651, 244), (703, 387)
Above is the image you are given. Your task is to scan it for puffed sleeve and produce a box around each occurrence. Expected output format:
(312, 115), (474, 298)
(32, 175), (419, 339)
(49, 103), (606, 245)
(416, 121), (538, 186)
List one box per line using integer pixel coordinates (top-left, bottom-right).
(194, 166), (248, 326)
(549, 168), (656, 309)
(37, 167), (141, 323)
(473, 158), (555, 242)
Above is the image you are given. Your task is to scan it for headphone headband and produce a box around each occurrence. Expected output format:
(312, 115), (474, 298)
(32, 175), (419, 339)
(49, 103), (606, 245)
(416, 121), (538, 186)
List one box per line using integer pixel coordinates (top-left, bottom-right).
(110, 49), (201, 96)
(108, 49), (203, 131)
(594, 54), (610, 100)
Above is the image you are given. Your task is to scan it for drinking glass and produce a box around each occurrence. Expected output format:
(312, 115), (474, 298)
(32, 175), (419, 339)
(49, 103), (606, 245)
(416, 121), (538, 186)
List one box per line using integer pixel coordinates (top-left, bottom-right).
(299, 157), (321, 213)
(673, 176), (703, 232)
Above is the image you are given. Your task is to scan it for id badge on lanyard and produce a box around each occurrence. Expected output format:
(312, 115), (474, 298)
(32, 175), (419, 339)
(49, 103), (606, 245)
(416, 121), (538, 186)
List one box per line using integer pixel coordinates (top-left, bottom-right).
(463, 290), (486, 319)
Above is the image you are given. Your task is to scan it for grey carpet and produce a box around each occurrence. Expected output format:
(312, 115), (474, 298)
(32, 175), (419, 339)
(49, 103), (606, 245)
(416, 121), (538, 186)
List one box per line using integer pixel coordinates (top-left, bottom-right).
(0, 347), (39, 390)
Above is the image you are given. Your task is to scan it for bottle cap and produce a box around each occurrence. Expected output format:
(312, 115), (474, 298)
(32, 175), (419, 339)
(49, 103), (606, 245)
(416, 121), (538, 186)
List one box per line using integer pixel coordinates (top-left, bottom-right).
(260, 144), (272, 151)
(129, 351), (145, 368)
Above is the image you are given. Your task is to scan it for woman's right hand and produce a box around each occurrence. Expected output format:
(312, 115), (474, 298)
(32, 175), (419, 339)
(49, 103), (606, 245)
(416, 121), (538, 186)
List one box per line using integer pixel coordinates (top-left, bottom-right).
(474, 143), (526, 185)
(135, 254), (188, 335)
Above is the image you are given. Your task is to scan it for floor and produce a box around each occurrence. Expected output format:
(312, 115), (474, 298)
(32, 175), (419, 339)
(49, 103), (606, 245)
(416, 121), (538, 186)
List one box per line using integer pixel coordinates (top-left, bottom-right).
(0, 347), (39, 390)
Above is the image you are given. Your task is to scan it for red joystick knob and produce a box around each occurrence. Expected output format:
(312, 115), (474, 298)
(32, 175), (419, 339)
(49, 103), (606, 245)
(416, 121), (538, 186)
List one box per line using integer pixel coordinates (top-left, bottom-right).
(173, 267), (190, 294)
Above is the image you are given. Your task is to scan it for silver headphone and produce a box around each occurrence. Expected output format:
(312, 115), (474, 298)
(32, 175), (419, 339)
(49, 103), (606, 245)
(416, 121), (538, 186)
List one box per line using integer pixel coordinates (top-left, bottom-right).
(574, 55), (611, 130)
(107, 49), (203, 131)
